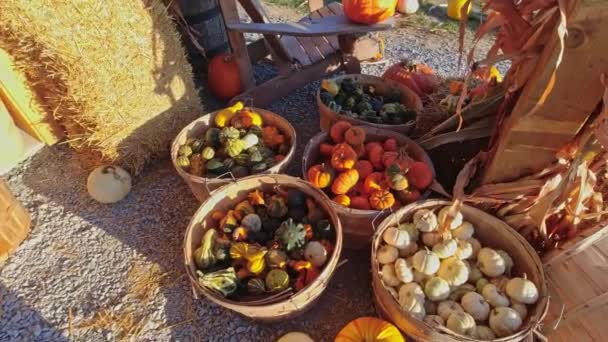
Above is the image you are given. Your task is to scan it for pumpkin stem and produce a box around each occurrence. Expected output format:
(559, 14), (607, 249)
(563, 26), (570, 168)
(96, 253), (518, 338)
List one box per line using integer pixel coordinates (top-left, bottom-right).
(101, 165), (115, 174)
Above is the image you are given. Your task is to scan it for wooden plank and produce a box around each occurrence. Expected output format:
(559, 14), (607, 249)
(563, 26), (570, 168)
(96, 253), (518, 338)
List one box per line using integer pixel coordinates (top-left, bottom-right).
(280, 36), (312, 66)
(224, 15), (394, 36)
(542, 224), (608, 266)
(219, 0), (255, 90)
(481, 1), (608, 184)
(306, 10), (337, 58)
(295, 36), (324, 64)
(237, 0), (290, 62)
(315, 6), (340, 50)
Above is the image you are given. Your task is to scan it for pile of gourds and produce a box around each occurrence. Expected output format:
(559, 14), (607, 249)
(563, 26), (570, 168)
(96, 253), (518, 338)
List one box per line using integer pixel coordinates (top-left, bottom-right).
(194, 187), (336, 299)
(320, 78), (416, 125)
(176, 102), (289, 178)
(376, 206), (540, 339)
(307, 121), (433, 210)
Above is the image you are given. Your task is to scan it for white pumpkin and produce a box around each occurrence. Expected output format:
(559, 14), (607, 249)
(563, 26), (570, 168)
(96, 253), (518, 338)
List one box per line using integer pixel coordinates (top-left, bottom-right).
(452, 221), (475, 240)
(496, 249), (514, 275)
(477, 248), (506, 277)
(412, 250), (440, 275)
(87, 166), (132, 203)
(399, 222), (419, 241)
(468, 238), (482, 259)
(505, 277), (539, 304)
(425, 301), (438, 315)
(422, 232), (444, 247)
(489, 307), (522, 337)
(396, 0), (419, 15)
(448, 284), (475, 302)
(413, 209), (438, 232)
(398, 241), (418, 258)
(438, 206), (463, 230)
(383, 227), (411, 249)
(437, 300), (464, 320)
(399, 282), (425, 303)
(394, 258), (414, 283)
(240, 133), (259, 149)
(476, 278), (489, 293)
(475, 326), (496, 340)
(482, 284), (510, 307)
(454, 240), (473, 260)
(468, 265), (483, 284)
(400, 295), (426, 320)
(446, 311), (476, 336)
(377, 245), (399, 264)
(381, 263), (402, 287)
(425, 277), (451, 301)
(413, 270), (431, 286)
(511, 301), (528, 320)
(461, 292), (490, 321)
(423, 315), (445, 327)
(438, 257), (469, 286)
(277, 332), (314, 342)
(304, 241), (327, 267)
(432, 239), (457, 259)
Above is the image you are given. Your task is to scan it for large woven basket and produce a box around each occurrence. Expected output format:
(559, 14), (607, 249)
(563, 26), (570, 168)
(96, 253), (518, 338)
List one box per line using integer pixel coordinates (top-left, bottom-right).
(171, 108), (296, 202)
(317, 74), (423, 135)
(0, 179), (31, 261)
(371, 200), (549, 341)
(302, 126), (435, 250)
(183, 174), (343, 322)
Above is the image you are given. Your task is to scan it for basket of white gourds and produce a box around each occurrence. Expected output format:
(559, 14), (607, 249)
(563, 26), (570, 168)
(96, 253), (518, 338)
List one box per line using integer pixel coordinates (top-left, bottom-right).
(371, 200), (549, 341)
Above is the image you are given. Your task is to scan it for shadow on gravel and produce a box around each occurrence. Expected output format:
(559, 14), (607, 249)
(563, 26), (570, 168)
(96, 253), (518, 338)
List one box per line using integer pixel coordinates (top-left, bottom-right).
(0, 283), (69, 341)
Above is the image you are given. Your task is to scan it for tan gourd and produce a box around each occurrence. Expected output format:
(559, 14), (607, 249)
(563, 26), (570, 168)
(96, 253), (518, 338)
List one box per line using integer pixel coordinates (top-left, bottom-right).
(399, 222), (419, 241)
(437, 300), (464, 321)
(468, 265), (483, 283)
(383, 227), (411, 249)
(413, 270), (431, 286)
(489, 307), (522, 337)
(461, 292), (490, 321)
(413, 209), (438, 232)
(412, 250), (440, 275)
(378, 245), (399, 264)
(423, 315), (445, 327)
(454, 240), (473, 260)
(477, 248), (506, 277)
(421, 231), (444, 247)
(399, 282), (425, 303)
(381, 263), (402, 287)
(452, 221), (474, 240)
(505, 276), (539, 304)
(394, 258), (414, 283)
(490, 276), (510, 291)
(437, 257), (469, 286)
(432, 239), (457, 259)
(424, 277), (450, 301)
(446, 311), (476, 336)
(482, 284), (510, 308)
(448, 284), (475, 302)
(475, 325), (496, 340)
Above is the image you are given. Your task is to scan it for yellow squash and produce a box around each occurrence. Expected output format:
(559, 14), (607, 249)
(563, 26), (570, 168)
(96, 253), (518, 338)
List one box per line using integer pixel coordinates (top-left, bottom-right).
(214, 101), (244, 128)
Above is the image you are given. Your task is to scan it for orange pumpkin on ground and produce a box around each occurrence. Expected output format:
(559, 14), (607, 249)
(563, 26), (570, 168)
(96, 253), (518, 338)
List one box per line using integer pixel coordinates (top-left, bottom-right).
(407, 161), (433, 189)
(369, 189), (395, 210)
(208, 53), (242, 100)
(330, 121), (352, 143)
(368, 144), (385, 170)
(307, 164), (335, 189)
(343, 0), (397, 25)
(350, 196), (371, 210)
(320, 143), (335, 156)
(383, 138), (397, 152)
(344, 127), (366, 146)
(332, 169), (359, 195)
(335, 317), (404, 342)
(363, 172), (387, 194)
(333, 194), (351, 207)
(354, 160), (374, 179)
(331, 144), (358, 171)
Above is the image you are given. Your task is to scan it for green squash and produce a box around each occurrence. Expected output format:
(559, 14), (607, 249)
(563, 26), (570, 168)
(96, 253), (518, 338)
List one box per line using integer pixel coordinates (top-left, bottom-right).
(190, 139), (204, 153)
(220, 127), (240, 143)
(248, 126), (263, 137)
(205, 128), (221, 148)
(193, 229), (217, 269)
(234, 153), (250, 166)
(223, 158), (236, 170)
(265, 269), (289, 292)
(251, 162), (268, 173)
(225, 139), (245, 158)
(247, 278), (266, 295)
(199, 267), (238, 297)
(248, 147), (263, 163)
(275, 218), (306, 251)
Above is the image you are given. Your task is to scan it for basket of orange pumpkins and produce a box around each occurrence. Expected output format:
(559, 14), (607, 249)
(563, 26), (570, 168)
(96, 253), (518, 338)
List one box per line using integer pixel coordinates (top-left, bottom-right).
(303, 120), (435, 249)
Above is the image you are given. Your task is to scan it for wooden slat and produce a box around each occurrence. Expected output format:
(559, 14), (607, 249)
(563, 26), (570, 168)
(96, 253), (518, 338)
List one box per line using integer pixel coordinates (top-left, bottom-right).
(280, 36), (312, 66)
(308, 0), (324, 12)
(220, 0), (255, 90)
(247, 38), (269, 63)
(316, 6), (340, 50)
(542, 224), (608, 266)
(224, 15), (394, 36)
(295, 36), (324, 64)
(237, 0), (290, 62)
(306, 10), (337, 58)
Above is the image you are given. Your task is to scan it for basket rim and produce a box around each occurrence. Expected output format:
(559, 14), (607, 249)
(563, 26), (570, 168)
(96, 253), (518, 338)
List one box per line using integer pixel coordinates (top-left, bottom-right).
(316, 73), (424, 129)
(182, 174), (344, 313)
(370, 199), (549, 341)
(170, 107), (297, 185)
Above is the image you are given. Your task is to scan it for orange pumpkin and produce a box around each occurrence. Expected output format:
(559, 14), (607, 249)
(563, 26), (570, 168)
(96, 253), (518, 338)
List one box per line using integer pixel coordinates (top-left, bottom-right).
(343, 0), (397, 25)
(407, 161), (433, 189)
(354, 160), (374, 179)
(365, 141), (383, 153)
(368, 144), (385, 170)
(330, 121), (353, 143)
(335, 317), (405, 342)
(333, 194), (351, 207)
(350, 196), (371, 210)
(307, 164), (335, 189)
(344, 127), (366, 145)
(363, 172), (388, 194)
(369, 189), (396, 210)
(262, 126), (285, 147)
(208, 53), (242, 100)
(449, 80), (465, 95)
(320, 143), (335, 156)
(331, 143), (358, 171)
(383, 138), (398, 152)
(331, 169), (359, 195)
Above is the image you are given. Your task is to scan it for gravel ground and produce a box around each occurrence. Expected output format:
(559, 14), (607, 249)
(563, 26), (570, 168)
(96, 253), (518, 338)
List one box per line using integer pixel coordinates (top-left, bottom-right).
(0, 5), (494, 341)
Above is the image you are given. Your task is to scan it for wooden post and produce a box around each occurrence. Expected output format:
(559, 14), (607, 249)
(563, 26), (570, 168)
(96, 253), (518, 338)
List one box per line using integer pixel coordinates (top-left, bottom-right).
(219, 0), (256, 91)
(481, 0), (608, 184)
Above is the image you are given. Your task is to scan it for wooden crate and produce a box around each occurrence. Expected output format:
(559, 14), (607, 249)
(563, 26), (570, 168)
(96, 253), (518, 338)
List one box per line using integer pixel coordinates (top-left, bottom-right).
(0, 179), (31, 261)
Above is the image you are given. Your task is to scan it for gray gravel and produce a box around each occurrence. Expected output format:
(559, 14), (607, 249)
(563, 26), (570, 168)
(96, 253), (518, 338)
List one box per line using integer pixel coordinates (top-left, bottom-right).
(0, 5), (494, 341)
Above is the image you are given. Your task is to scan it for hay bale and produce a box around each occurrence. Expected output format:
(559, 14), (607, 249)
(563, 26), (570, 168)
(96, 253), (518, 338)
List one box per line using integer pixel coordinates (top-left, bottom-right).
(0, 0), (202, 174)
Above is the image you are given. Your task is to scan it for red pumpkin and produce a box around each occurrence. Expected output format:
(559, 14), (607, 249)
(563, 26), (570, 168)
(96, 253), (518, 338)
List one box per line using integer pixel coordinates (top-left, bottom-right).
(410, 63), (440, 94)
(351, 196), (371, 210)
(382, 151), (399, 168)
(208, 53), (242, 100)
(383, 138), (398, 152)
(330, 121), (353, 143)
(354, 160), (374, 179)
(382, 63), (424, 97)
(320, 143), (335, 156)
(395, 188), (421, 204)
(343, 0), (397, 25)
(407, 161), (433, 189)
(365, 141), (383, 153)
(368, 145), (385, 170)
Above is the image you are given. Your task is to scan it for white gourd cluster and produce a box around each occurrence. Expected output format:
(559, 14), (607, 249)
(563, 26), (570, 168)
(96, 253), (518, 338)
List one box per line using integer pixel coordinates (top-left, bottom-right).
(376, 206), (540, 339)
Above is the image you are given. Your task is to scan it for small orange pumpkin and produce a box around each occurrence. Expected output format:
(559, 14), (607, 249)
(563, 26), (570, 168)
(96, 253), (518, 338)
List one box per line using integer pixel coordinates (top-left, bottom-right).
(365, 141), (383, 153)
(207, 53), (242, 100)
(331, 169), (359, 195)
(363, 172), (388, 194)
(343, 0), (397, 25)
(307, 164), (335, 189)
(330, 121), (353, 143)
(344, 127), (366, 146)
(333, 194), (351, 207)
(262, 126), (285, 147)
(369, 189), (395, 210)
(335, 317), (405, 342)
(331, 143), (358, 171)
(354, 160), (374, 180)
(350, 196), (371, 210)
(368, 144), (385, 170)
(383, 138), (398, 152)
(320, 143), (335, 156)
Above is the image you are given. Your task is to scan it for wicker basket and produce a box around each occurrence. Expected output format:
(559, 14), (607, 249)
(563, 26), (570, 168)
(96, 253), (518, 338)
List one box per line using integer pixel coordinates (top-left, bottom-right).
(0, 179), (31, 261)
(317, 74), (423, 135)
(171, 108), (296, 202)
(183, 174), (343, 322)
(371, 200), (549, 341)
(302, 126), (435, 250)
